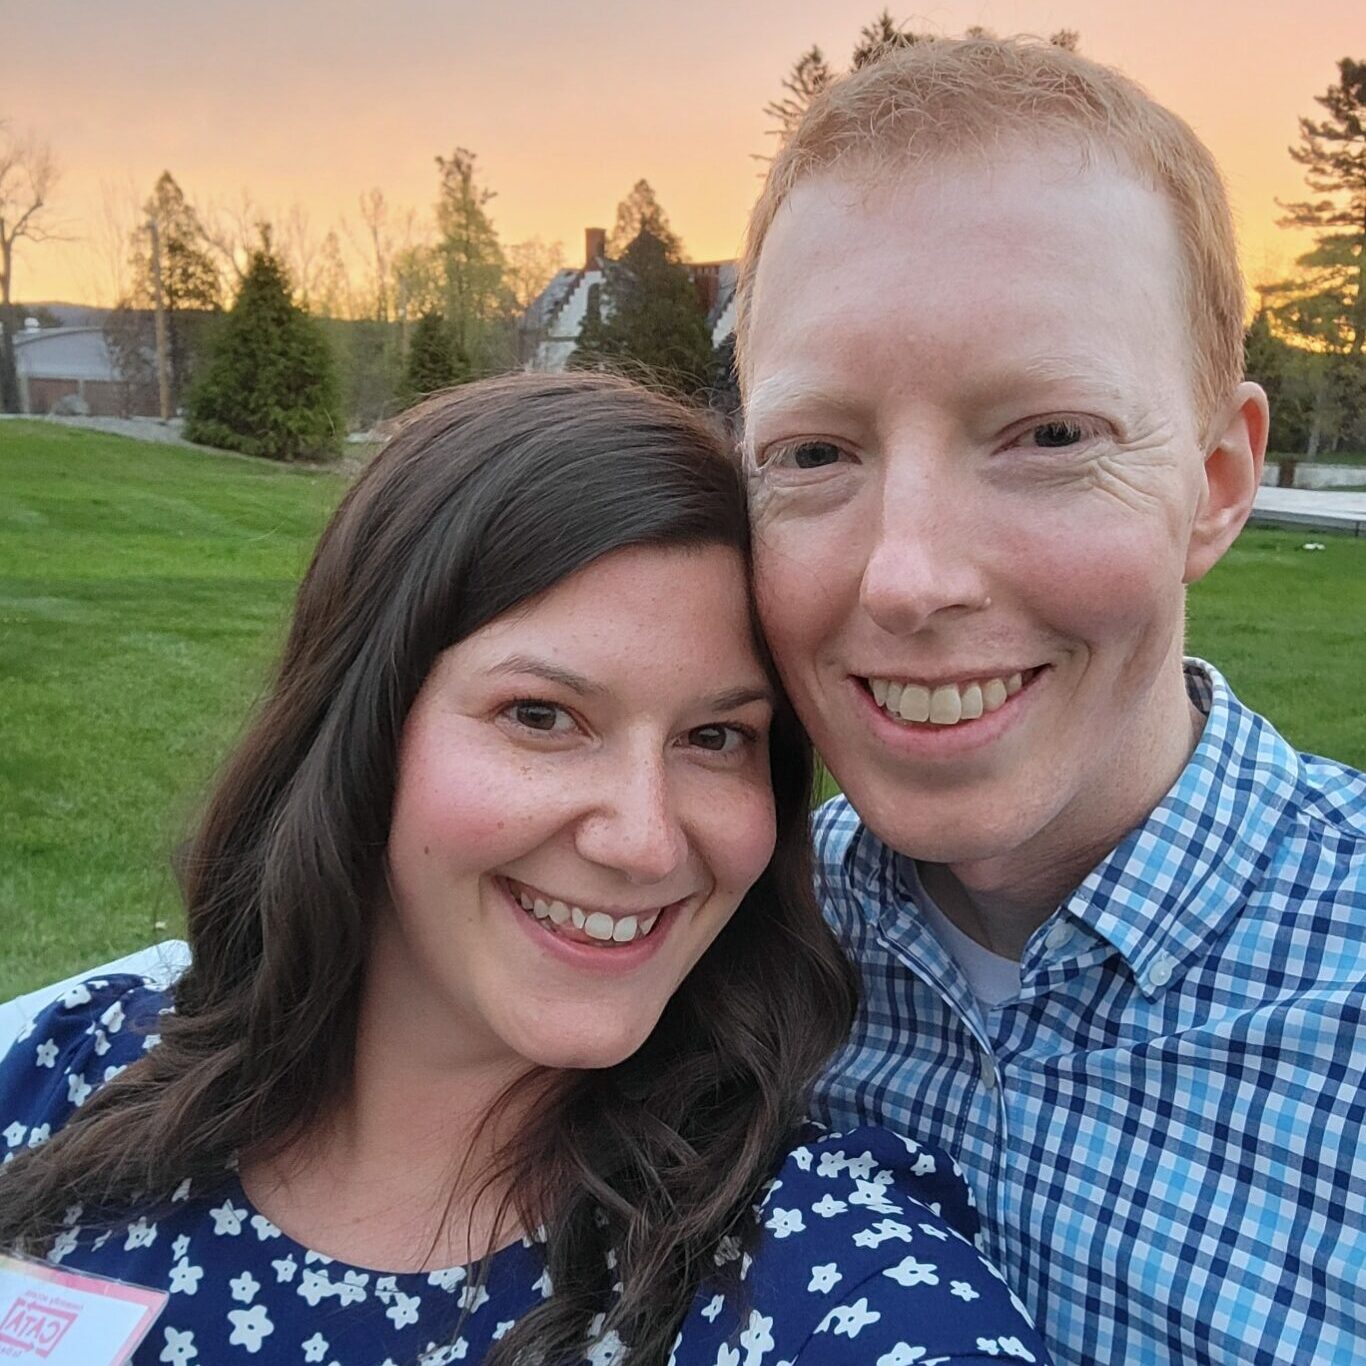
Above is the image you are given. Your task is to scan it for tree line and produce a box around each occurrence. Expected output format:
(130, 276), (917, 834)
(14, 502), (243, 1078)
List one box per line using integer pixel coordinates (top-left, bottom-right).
(2, 21), (1361, 464)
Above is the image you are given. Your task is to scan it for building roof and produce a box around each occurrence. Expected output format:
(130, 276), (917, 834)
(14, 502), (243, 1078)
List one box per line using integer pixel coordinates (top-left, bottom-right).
(14, 327), (121, 383)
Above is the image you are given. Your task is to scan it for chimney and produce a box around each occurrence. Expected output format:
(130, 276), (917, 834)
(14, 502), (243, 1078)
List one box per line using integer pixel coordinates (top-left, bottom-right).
(585, 227), (606, 270)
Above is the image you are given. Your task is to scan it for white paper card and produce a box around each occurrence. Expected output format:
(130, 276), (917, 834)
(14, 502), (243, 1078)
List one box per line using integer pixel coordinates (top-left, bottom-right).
(0, 1253), (165, 1364)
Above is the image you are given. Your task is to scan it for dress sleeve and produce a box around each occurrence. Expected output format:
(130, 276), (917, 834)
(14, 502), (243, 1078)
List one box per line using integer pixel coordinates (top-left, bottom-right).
(759, 1125), (1052, 1365)
(790, 1253), (1051, 1363)
(0, 975), (168, 1159)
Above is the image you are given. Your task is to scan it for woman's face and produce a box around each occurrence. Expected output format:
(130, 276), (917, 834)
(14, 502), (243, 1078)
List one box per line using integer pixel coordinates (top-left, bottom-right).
(377, 544), (778, 1072)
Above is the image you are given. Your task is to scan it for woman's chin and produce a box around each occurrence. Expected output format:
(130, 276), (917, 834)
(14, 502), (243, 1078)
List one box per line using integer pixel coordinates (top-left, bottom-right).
(514, 1016), (658, 1073)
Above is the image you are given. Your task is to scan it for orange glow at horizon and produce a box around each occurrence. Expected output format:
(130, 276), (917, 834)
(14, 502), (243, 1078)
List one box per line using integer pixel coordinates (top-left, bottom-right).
(5, 0), (1358, 308)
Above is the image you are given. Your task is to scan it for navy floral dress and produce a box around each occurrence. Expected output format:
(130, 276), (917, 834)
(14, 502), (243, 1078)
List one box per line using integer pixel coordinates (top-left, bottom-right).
(0, 977), (1050, 1364)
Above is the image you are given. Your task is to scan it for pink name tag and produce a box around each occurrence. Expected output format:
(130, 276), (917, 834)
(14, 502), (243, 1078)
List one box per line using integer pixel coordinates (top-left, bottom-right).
(0, 1254), (165, 1364)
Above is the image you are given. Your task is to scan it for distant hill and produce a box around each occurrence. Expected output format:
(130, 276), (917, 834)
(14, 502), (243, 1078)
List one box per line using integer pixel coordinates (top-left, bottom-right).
(14, 303), (113, 328)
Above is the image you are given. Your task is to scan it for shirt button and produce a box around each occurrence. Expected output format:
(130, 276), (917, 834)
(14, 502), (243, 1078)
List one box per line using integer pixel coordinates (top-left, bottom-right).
(1147, 953), (1176, 989)
(979, 1050), (998, 1090)
(1044, 921), (1073, 953)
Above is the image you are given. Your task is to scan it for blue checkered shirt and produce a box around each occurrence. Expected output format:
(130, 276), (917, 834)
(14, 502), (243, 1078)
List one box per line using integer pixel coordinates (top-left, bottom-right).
(811, 661), (1366, 1365)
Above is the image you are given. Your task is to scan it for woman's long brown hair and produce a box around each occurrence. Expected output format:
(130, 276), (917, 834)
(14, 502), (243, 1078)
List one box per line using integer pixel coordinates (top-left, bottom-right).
(0, 371), (857, 1363)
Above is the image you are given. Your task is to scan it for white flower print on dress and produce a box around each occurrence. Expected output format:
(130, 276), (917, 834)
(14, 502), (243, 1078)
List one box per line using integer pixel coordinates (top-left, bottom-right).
(586, 1328), (626, 1365)
(701, 1293), (725, 1322)
(844, 1151), (878, 1181)
(883, 1256), (940, 1288)
(229, 1270), (260, 1303)
(458, 1281), (489, 1313)
(3, 1121), (26, 1148)
(950, 1280), (980, 1302)
(810, 1194), (847, 1218)
(764, 1208), (805, 1239)
(226, 1303), (275, 1352)
(492, 1321), (514, 1340)
(159, 1325), (198, 1365)
(848, 1179), (903, 1215)
(974, 1337), (1037, 1361)
(302, 1331), (330, 1362)
(250, 1214), (281, 1241)
(47, 1229), (79, 1263)
(385, 1289), (421, 1329)
(209, 1200), (247, 1236)
(807, 1263), (842, 1294)
(26, 1123), (49, 1147)
(427, 1265), (466, 1292)
(739, 1309), (775, 1362)
(168, 1260), (204, 1295)
(171, 1234), (191, 1260)
(59, 983), (91, 1008)
(124, 1217), (157, 1251)
(272, 1254), (298, 1283)
(33, 1040), (58, 1068)
(853, 1219), (914, 1250)
(92, 1028), (111, 1057)
(171, 1179), (192, 1202)
(66, 1073), (91, 1106)
(815, 1150), (849, 1179)
(816, 1297), (881, 1338)
(99, 999), (125, 1033)
(919, 1223), (949, 1241)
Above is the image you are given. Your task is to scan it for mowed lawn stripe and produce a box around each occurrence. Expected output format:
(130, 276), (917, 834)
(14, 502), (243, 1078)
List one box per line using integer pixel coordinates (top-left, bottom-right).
(3, 421), (1364, 998)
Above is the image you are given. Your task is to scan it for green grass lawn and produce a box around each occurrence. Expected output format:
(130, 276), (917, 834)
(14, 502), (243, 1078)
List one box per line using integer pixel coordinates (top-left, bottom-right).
(2, 422), (346, 999)
(3, 422), (1364, 999)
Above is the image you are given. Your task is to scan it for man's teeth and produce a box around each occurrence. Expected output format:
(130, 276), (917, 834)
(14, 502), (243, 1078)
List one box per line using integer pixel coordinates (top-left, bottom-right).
(515, 888), (661, 944)
(869, 671), (1026, 726)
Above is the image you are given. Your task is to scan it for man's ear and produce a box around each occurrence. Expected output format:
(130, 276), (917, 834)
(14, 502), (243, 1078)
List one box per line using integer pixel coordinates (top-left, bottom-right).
(1184, 381), (1269, 585)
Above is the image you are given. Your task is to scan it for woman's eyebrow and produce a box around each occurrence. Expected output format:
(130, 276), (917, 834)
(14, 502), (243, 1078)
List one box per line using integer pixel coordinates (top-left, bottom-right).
(487, 655), (605, 697)
(705, 685), (775, 711)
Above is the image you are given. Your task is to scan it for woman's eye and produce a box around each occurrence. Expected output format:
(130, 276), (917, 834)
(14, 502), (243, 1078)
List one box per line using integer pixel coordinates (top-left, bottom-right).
(686, 724), (751, 754)
(767, 440), (849, 471)
(507, 701), (573, 734)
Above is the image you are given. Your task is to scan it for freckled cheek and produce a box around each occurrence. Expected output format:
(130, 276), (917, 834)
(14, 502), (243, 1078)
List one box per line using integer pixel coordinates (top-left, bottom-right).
(389, 744), (568, 869)
(694, 784), (778, 902)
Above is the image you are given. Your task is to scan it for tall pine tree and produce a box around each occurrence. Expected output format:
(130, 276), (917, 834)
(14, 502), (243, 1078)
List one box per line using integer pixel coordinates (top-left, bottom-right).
(186, 237), (341, 460)
(1277, 57), (1366, 358)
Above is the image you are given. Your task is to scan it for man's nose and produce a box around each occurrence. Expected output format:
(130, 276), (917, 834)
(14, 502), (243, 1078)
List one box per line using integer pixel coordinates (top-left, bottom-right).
(573, 753), (689, 886)
(858, 464), (993, 636)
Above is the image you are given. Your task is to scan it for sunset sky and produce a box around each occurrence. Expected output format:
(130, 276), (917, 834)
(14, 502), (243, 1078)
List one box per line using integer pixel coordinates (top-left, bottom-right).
(7, 0), (1362, 307)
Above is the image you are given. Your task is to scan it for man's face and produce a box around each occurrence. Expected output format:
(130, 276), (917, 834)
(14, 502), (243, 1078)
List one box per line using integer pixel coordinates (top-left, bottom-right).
(746, 143), (1217, 878)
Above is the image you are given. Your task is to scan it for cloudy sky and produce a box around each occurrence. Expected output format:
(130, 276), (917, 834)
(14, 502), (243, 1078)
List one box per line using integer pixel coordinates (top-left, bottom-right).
(7, 0), (1362, 304)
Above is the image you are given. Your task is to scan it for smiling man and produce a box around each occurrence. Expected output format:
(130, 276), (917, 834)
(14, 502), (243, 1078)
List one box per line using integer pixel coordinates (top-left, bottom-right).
(737, 37), (1366, 1366)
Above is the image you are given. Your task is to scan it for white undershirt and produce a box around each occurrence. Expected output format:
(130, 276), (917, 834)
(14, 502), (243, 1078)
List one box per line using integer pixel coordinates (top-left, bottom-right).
(914, 874), (1022, 1010)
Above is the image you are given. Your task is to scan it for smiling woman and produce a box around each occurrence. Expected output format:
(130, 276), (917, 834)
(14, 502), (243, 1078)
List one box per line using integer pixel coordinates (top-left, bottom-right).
(0, 373), (1049, 1365)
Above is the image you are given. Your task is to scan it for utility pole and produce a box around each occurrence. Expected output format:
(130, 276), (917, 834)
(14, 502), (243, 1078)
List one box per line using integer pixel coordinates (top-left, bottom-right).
(147, 215), (172, 421)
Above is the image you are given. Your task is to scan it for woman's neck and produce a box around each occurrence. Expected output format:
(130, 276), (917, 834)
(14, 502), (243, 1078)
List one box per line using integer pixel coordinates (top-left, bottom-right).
(241, 969), (545, 1273)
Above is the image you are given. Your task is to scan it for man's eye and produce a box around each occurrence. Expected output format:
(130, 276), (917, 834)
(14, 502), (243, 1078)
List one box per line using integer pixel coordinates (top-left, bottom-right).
(766, 440), (848, 470)
(1030, 421), (1086, 448)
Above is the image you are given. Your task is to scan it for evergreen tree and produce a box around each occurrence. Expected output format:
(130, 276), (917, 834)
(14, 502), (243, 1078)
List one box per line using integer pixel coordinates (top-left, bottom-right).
(127, 172), (223, 407)
(401, 311), (469, 405)
(570, 226), (715, 397)
(606, 180), (681, 259)
(433, 148), (515, 373)
(1278, 57), (1366, 357)
(185, 238), (341, 461)
(763, 47), (834, 146)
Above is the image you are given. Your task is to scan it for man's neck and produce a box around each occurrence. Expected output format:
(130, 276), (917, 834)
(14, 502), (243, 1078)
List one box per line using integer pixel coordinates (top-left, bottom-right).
(920, 690), (1207, 961)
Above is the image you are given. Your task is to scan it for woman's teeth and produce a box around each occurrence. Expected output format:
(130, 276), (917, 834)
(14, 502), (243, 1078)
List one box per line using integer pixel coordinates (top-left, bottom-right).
(868, 670), (1030, 726)
(513, 887), (661, 944)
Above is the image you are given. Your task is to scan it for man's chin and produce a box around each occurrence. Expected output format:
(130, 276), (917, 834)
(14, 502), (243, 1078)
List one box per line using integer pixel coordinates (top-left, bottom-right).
(848, 785), (1054, 870)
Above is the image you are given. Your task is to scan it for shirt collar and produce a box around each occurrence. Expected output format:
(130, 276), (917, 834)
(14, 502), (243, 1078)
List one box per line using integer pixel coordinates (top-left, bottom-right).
(1065, 659), (1302, 996)
(839, 660), (1305, 998)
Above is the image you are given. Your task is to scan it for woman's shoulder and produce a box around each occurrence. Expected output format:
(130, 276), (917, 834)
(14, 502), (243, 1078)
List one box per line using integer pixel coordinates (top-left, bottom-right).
(670, 1125), (1050, 1364)
(0, 974), (170, 1151)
